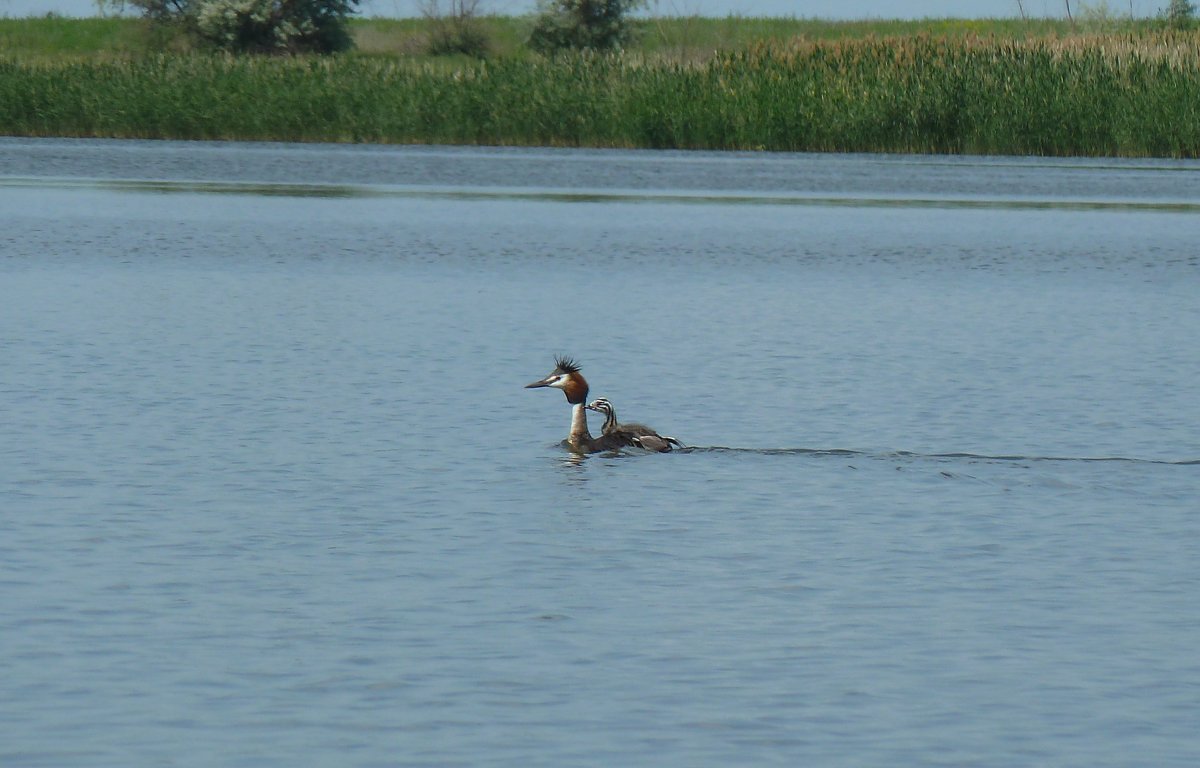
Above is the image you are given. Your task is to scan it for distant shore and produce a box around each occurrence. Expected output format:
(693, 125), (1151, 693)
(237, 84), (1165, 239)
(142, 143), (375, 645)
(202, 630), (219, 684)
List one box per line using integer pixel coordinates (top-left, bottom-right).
(2, 16), (1198, 156)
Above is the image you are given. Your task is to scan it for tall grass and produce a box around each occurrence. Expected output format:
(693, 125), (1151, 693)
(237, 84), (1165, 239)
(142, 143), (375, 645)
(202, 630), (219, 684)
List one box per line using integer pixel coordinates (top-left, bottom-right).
(2, 32), (1200, 156)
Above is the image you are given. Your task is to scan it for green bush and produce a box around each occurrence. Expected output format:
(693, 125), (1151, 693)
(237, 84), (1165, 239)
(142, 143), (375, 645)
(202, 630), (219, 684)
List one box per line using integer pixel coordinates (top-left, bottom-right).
(528, 0), (645, 53)
(422, 0), (491, 57)
(128, 0), (361, 54)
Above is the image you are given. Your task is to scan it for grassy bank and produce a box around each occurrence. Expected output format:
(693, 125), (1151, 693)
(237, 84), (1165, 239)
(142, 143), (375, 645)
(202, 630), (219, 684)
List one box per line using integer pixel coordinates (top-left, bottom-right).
(0, 15), (1114, 61)
(2, 16), (1199, 156)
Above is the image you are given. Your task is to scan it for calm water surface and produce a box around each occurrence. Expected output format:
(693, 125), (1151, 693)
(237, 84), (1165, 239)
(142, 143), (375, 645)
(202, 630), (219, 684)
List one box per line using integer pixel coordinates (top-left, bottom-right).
(2, 139), (1198, 767)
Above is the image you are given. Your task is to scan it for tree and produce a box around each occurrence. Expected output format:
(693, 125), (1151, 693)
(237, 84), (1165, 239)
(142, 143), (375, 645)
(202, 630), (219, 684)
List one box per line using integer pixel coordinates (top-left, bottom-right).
(127, 0), (197, 24)
(1162, 0), (1198, 28)
(528, 0), (647, 53)
(127, 0), (361, 54)
(421, 0), (490, 57)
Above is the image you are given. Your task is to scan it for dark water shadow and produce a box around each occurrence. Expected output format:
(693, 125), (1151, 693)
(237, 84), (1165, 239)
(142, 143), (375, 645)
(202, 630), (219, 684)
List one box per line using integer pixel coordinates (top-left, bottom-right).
(7, 177), (1200, 214)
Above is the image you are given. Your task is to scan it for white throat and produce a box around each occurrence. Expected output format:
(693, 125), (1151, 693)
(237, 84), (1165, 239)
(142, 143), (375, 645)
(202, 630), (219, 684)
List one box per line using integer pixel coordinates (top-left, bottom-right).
(569, 402), (591, 442)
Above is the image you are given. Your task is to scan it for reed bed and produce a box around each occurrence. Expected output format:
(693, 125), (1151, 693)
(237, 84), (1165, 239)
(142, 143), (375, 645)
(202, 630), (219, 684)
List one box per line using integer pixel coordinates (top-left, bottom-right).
(3, 33), (1200, 156)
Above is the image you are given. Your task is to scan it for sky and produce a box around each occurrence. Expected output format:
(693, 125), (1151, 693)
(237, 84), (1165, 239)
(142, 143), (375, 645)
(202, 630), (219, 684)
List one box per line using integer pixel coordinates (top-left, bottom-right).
(0, 1), (1170, 19)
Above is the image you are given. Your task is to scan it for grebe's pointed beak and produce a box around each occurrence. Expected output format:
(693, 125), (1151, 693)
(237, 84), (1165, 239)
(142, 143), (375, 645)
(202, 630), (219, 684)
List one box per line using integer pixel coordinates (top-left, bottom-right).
(525, 375), (554, 389)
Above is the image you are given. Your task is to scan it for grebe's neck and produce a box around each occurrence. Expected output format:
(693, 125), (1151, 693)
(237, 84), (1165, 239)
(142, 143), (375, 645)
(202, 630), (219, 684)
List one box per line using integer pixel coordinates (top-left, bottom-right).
(601, 406), (618, 434)
(567, 402), (593, 450)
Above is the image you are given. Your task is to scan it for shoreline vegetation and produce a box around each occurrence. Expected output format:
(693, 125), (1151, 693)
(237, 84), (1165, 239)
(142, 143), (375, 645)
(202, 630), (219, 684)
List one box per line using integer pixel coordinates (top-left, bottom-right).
(2, 16), (1200, 156)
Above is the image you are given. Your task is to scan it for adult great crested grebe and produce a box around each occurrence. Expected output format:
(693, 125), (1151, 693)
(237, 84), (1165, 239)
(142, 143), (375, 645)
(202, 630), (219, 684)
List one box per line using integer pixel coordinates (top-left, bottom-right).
(525, 356), (680, 454)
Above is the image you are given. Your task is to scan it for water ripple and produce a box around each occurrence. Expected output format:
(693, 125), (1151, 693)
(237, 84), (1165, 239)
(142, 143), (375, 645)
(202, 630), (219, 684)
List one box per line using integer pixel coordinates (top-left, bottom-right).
(682, 447), (1199, 466)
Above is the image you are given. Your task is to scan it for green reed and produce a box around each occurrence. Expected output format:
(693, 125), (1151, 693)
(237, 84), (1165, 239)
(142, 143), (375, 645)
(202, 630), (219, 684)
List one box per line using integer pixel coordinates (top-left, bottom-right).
(3, 34), (1200, 156)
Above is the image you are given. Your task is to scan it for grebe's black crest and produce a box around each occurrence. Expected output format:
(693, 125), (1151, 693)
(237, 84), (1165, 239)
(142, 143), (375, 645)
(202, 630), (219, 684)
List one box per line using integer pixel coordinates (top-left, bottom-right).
(554, 355), (581, 374)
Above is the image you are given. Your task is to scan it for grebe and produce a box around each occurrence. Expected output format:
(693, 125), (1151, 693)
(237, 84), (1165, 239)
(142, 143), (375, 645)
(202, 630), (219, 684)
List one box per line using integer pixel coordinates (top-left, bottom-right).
(525, 356), (626, 453)
(586, 397), (684, 452)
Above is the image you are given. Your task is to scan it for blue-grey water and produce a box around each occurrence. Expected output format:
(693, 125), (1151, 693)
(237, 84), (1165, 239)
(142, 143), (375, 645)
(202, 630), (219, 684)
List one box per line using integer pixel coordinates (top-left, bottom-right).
(2, 138), (1198, 767)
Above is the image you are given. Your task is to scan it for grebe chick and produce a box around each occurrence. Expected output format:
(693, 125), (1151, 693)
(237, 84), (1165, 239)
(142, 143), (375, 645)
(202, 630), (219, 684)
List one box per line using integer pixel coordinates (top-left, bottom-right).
(525, 356), (625, 453)
(586, 397), (684, 452)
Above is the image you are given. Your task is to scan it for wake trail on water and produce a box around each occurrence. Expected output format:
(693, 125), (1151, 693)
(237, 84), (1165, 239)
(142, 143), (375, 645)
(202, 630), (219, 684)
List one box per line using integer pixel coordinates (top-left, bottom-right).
(680, 447), (1199, 466)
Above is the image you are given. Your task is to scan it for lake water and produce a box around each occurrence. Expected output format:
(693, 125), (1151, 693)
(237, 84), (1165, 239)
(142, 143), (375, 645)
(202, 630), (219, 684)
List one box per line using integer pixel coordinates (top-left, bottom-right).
(2, 138), (1198, 767)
